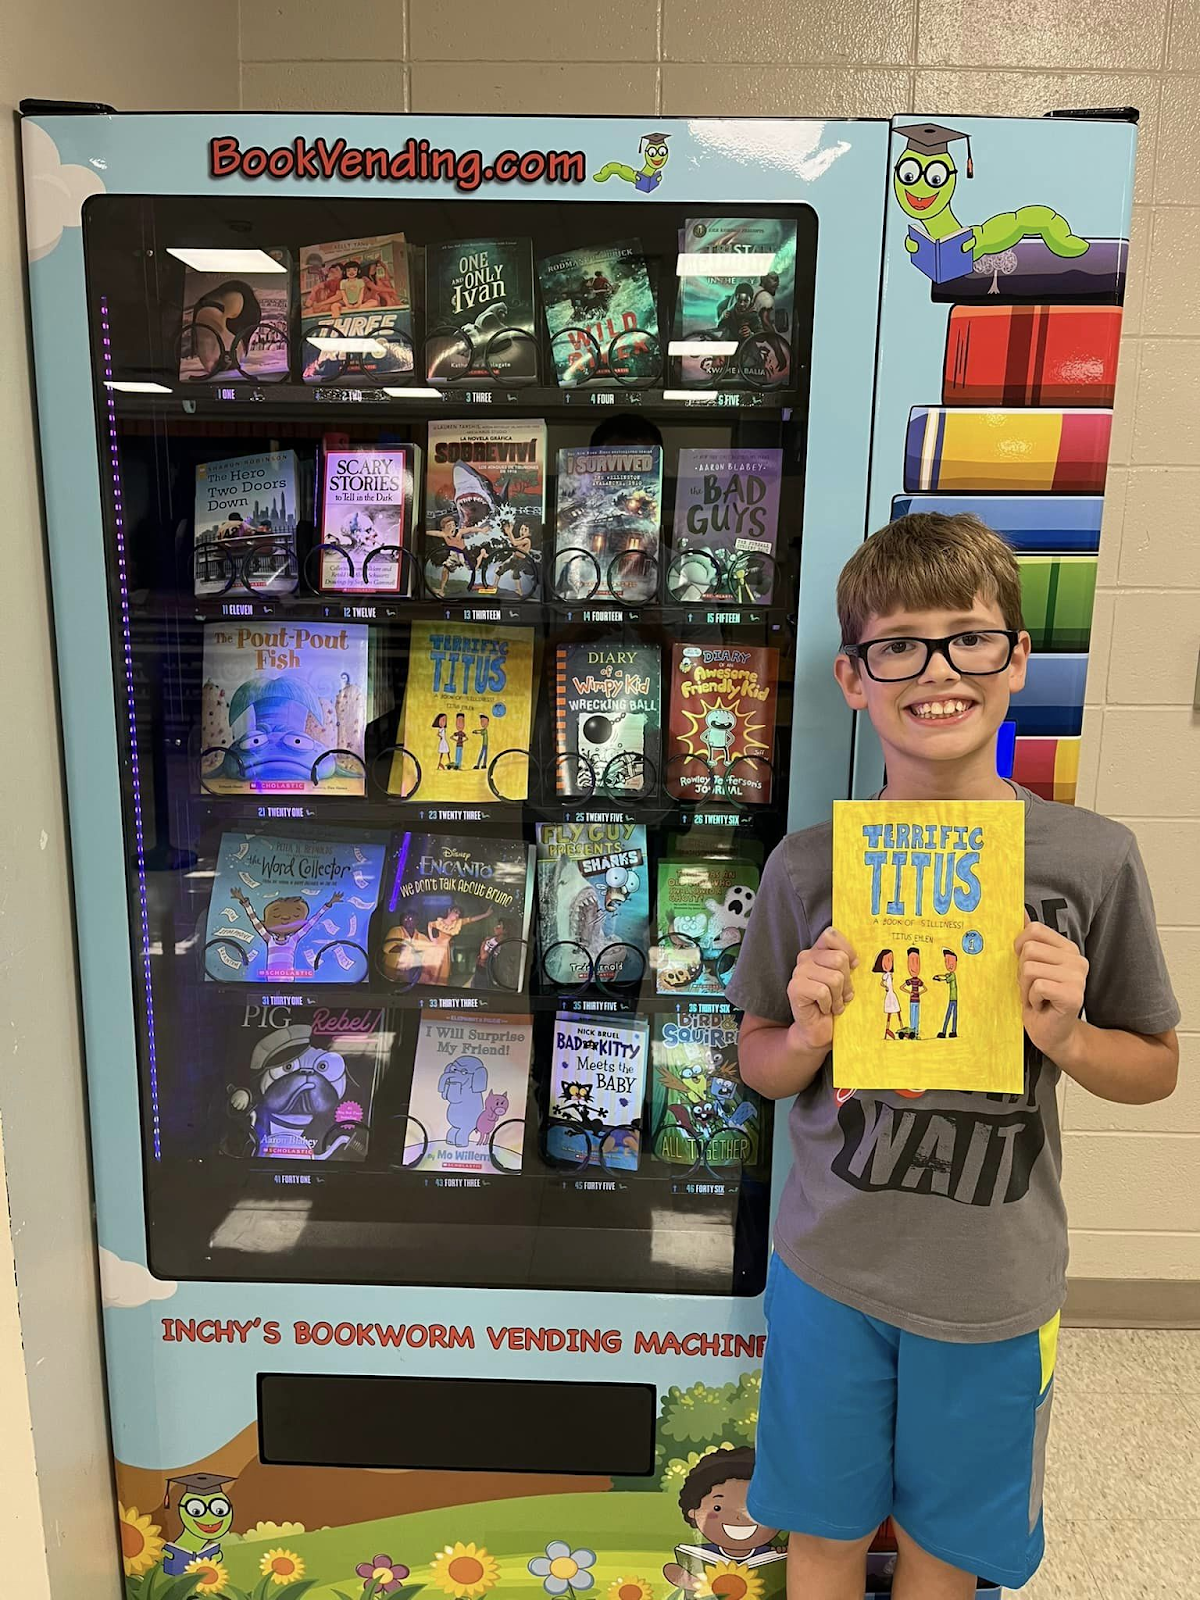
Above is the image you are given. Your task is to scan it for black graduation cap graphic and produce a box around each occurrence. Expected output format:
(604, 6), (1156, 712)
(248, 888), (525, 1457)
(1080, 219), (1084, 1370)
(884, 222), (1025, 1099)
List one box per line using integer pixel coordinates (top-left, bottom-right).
(896, 122), (974, 178)
(163, 1471), (237, 1508)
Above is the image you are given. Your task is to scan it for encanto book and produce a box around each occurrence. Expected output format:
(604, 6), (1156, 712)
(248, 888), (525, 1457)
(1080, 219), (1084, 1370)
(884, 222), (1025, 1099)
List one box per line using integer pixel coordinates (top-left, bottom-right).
(193, 450), (300, 598)
(377, 831), (535, 994)
(653, 859), (760, 996)
(179, 251), (291, 383)
(649, 1009), (763, 1169)
(547, 1012), (649, 1172)
(831, 799), (1025, 1093)
(425, 238), (537, 384)
(204, 832), (386, 985)
(389, 621), (535, 803)
(423, 420), (547, 600)
(404, 1012), (533, 1173)
(318, 444), (420, 594)
(535, 821), (649, 988)
(538, 239), (660, 387)
(199, 621), (368, 797)
(554, 641), (661, 798)
(667, 643), (778, 805)
(299, 233), (413, 383)
(218, 1002), (391, 1163)
(676, 216), (796, 388)
(671, 448), (783, 603)
(553, 444), (662, 603)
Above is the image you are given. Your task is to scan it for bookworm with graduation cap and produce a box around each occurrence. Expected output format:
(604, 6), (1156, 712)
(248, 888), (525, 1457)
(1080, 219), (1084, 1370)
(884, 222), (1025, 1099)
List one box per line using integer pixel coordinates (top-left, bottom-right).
(160, 1470), (237, 1575)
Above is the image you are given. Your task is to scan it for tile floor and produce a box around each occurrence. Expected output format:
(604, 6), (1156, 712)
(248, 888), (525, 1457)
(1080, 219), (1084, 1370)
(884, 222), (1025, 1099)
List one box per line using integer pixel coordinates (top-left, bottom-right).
(1004, 1327), (1200, 1597)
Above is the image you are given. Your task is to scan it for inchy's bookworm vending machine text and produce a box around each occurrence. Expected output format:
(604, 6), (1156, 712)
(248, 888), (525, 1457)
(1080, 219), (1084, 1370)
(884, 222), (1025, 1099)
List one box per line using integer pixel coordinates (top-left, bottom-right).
(21, 109), (1134, 1597)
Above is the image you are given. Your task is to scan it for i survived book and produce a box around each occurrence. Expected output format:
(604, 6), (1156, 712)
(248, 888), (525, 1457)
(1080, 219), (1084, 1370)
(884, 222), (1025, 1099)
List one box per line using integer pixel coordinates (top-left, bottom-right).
(553, 444), (662, 603)
(535, 821), (649, 988)
(404, 1012), (533, 1173)
(667, 644), (778, 805)
(548, 1012), (648, 1172)
(554, 641), (661, 798)
(199, 620), (368, 796)
(179, 251), (291, 383)
(538, 239), (659, 386)
(204, 833), (385, 985)
(377, 831), (535, 993)
(389, 621), (535, 803)
(300, 233), (413, 383)
(319, 444), (420, 593)
(671, 448), (782, 603)
(193, 450), (300, 598)
(676, 216), (797, 388)
(425, 238), (537, 384)
(218, 1002), (390, 1163)
(831, 799), (1026, 1093)
(423, 420), (547, 600)
(654, 859), (760, 996)
(649, 1009), (763, 1169)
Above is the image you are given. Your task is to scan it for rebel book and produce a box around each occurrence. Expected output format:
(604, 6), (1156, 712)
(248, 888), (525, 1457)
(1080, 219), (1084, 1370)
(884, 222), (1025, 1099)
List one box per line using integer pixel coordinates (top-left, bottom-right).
(193, 450), (300, 598)
(554, 641), (661, 798)
(318, 444), (420, 594)
(423, 419), (547, 601)
(404, 1012), (533, 1174)
(671, 448), (783, 603)
(667, 643), (778, 805)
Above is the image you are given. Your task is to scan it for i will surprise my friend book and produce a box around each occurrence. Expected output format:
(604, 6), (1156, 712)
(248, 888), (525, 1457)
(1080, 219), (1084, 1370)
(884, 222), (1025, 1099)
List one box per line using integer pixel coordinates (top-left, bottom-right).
(831, 800), (1025, 1093)
(404, 1012), (533, 1173)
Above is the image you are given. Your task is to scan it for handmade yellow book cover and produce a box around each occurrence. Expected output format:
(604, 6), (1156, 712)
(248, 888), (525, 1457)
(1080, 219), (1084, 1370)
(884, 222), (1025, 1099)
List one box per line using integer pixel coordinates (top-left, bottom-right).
(832, 799), (1025, 1093)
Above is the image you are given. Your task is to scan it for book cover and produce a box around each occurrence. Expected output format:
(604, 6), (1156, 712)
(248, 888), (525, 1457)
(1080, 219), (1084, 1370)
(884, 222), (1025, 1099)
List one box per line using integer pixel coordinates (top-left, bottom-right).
(930, 235), (1128, 306)
(318, 444), (420, 594)
(667, 644), (778, 805)
(425, 239), (537, 384)
(676, 217), (796, 388)
(537, 239), (659, 387)
(299, 233), (413, 384)
(199, 620), (368, 796)
(548, 1012), (649, 1171)
(193, 450), (300, 597)
(404, 1012), (533, 1173)
(831, 799), (1025, 1093)
(553, 444), (662, 604)
(535, 821), (649, 988)
(389, 621), (535, 803)
(653, 859), (760, 996)
(423, 420), (547, 600)
(943, 305), (1122, 407)
(377, 831), (535, 993)
(649, 1010), (763, 1169)
(218, 1002), (390, 1163)
(672, 1546), (786, 1583)
(671, 448), (783, 603)
(204, 833), (386, 985)
(904, 407), (1112, 494)
(179, 253), (291, 383)
(905, 223), (974, 285)
(554, 641), (661, 799)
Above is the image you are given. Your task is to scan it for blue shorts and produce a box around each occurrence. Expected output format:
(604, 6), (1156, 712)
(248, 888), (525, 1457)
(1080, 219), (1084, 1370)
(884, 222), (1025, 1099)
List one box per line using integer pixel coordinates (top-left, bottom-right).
(748, 1256), (1059, 1589)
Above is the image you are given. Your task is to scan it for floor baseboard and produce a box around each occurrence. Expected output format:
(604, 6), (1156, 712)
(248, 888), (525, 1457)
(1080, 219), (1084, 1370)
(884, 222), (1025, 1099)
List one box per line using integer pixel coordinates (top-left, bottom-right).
(1064, 1278), (1200, 1328)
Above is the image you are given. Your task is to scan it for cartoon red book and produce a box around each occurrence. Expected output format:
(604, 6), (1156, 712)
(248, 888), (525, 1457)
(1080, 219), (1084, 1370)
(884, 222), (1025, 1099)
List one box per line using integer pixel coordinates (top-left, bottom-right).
(943, 305), (1122, 407)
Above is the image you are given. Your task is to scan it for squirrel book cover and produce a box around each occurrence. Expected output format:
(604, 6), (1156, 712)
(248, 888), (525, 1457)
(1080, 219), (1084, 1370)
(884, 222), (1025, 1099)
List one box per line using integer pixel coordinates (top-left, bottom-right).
(831, 800), (1025, 1093)
(405, 1012), (533, 1173)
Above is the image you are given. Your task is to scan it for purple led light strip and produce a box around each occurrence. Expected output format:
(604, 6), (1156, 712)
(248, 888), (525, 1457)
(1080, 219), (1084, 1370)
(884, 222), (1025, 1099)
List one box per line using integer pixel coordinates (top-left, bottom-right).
(99, 297), (161, 1159)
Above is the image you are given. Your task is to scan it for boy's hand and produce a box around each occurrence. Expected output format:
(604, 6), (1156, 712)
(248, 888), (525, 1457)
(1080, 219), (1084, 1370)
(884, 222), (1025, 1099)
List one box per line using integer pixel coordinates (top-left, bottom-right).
(787, 927), (859, 1052)
(1015, 912), (1088, 1064)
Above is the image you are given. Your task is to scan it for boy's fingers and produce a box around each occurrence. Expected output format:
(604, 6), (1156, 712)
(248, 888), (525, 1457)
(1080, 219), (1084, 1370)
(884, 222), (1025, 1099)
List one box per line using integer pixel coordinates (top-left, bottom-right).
(818, 926), (859, 968)
(789, 973), (838, 1016)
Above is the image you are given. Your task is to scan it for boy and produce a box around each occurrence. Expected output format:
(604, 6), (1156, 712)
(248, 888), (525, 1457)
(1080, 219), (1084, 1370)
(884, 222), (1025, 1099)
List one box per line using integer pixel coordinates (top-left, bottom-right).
(725, 513), (1179, 1598)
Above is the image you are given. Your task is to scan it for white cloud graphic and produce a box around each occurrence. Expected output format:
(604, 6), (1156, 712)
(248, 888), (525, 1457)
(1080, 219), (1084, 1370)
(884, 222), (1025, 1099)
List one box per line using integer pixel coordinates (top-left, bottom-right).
(99, 1249), (177, 1309)
(23, 121), (106, 262)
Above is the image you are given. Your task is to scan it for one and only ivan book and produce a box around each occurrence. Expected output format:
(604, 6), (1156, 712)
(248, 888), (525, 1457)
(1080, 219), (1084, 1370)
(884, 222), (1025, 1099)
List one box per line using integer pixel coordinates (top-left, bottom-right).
(425, 239), (537, 384)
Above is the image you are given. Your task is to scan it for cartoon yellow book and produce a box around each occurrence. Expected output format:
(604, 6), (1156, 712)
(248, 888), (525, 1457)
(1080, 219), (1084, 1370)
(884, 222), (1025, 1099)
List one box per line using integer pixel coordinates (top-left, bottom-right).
(832, 800), (1024, 1093)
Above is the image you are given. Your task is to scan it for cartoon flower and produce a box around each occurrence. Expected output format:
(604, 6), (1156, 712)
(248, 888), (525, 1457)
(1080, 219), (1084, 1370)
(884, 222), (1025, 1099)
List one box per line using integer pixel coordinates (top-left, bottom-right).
(242, 1520), (306, 1542)
(118, 1503), (165, 1577)
(259, 1546), (306, 1585)
(529, 1542), (597, 1595)
(608, 1578), (655, 1600)
(429, 1540), (501, 1598)
(356, 1552), (411, 1594)
(184, 1556), (230, 1594)
(696, 1561), (764, 1600)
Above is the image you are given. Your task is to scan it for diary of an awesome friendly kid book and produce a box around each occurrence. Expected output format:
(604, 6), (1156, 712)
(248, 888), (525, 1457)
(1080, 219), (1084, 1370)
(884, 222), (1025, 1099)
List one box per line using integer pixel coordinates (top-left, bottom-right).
(831, 800), (1025, 1093)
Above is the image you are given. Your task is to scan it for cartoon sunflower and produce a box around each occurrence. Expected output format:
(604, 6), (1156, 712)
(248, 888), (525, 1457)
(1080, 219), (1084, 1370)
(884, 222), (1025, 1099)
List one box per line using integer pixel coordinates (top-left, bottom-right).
(259, 1547), (306, 1586)
(697, 1561), (764, 1600)
(118, 1504), (165, 1578)
(608, 1579), (655, 1600)
(429, 1540), (501, 1598)
(183, 1556), (230, 1594)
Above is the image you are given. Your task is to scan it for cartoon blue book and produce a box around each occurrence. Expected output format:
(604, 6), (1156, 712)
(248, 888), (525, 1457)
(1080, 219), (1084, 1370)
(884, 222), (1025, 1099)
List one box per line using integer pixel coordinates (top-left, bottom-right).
(891, 494), (1103, 553)
(906, 224), (974, 284)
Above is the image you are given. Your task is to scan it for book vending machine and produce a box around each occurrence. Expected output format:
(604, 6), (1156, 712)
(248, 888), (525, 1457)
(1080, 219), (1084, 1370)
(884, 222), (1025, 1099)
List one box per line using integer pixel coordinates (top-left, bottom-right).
(21, 107), (1134, 1597)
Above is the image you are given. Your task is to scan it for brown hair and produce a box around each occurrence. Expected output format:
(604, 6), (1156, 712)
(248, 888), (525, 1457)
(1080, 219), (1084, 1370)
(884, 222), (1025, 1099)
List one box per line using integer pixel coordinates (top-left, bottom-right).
(836, 512), (1023, 647)
(677, 1445), (756, 1519)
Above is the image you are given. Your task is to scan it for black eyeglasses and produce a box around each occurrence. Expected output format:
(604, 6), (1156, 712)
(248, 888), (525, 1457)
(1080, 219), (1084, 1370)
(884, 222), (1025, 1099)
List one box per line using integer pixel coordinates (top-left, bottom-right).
(844, 630), (1019, 682)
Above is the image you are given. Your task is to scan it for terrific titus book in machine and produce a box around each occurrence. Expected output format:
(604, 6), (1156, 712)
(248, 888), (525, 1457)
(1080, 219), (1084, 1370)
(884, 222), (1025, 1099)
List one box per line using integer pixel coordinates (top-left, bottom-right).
(831, 800), (1025, 1093)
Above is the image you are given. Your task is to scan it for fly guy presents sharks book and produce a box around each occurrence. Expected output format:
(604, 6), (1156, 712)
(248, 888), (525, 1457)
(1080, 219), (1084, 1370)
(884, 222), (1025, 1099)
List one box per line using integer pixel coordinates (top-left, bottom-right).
(831, 800), (1025, 1093)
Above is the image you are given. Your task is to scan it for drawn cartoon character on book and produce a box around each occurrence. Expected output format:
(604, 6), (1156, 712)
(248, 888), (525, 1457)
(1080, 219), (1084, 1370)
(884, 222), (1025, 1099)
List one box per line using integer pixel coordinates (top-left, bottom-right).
(472, 713), (491, 771)
(438, 1054), (488, 1147)
(594, 131), (670, 193)
(225, 1025), (361, 1160)
(428, 513), (470, 598)
(662, 1447), (783, 1594)
(873, 947), (901, 1040)
(426, 905), (491, 985)
(899, 945), (926, 1040)
(700, 707), (738, 768)
(229, 886), (343, 978)
(934, 947), (959, 1037)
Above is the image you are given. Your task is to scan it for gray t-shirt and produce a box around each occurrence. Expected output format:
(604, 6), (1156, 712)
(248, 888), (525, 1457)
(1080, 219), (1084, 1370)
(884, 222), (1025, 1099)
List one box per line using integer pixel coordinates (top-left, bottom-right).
(725, 785), (1180, 1342)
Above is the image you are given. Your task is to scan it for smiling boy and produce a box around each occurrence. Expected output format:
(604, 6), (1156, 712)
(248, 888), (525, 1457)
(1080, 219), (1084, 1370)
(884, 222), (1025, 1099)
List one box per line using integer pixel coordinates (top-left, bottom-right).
(726, 512), (1180, 1598)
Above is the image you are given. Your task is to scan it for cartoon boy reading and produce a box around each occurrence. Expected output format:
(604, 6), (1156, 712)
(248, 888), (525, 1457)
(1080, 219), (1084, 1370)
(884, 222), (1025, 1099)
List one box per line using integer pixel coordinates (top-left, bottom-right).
(663, 1446), (781, 1592)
